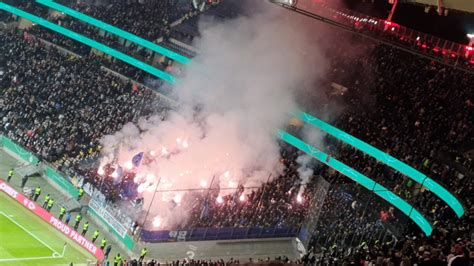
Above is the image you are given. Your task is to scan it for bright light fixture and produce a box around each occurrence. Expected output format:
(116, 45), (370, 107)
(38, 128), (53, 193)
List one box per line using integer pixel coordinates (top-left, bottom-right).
(268, 0), (298, 7)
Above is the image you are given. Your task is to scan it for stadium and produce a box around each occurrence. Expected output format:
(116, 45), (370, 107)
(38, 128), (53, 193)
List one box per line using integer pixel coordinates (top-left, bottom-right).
(0, 0), (472, 265)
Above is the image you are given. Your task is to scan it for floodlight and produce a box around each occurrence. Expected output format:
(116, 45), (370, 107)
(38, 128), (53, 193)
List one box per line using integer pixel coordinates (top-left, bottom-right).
(269, 0), (298, 7)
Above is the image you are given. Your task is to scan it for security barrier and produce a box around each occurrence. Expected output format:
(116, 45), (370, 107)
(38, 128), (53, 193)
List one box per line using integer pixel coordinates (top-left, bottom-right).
(88, 199), (135, 249)
(141, 227), (300, 243)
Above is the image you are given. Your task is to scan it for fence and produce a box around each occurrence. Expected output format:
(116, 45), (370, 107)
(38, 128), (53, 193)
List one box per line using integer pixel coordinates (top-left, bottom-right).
(140, 226), (300, 243)
(298, 176), (330, 249)
(88, 198), (136, 249)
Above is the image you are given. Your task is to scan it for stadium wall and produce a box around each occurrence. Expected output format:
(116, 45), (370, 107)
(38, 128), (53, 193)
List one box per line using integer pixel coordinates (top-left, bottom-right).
(0, 135), (40, 165)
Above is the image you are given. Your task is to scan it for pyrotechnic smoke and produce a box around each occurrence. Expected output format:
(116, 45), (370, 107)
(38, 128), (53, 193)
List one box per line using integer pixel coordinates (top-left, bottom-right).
(295, 124), (325, 197)
(99, 1), (328, 228)
(296, 154), (313, 185)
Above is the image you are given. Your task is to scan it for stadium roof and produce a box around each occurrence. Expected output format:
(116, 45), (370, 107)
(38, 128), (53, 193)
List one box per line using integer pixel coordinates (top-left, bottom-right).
(405, 0), (474, 13)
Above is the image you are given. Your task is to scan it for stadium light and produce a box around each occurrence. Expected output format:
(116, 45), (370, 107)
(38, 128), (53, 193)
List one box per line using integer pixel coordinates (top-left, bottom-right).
(216, 196), (223, 204)
(268, 0), (298, 7)
(467, 34), (474, 39)
(239, 194), (246, 202)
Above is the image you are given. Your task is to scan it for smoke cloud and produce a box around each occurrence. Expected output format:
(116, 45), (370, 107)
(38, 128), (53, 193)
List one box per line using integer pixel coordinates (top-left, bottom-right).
(295, 124), (326, 196)
(99, 1), (328, 228)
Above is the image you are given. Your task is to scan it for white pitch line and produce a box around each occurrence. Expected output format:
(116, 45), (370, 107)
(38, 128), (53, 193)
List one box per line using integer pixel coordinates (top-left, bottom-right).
(0, 255), (59, 262)
(0, 211), (61, 256)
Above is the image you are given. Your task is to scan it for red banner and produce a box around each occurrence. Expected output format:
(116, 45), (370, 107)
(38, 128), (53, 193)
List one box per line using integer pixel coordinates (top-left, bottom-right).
(0, 179), (104, 261)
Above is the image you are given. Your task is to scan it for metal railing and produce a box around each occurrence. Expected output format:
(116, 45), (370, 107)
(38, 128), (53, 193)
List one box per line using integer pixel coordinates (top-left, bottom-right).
(140, 226), (300, 243)
(287, 1), (474, 72)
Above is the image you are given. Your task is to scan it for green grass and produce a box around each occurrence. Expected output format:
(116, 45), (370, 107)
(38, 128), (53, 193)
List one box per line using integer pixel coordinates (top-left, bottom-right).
(0, 213), (54, 259)
(0, 192), (96, 265)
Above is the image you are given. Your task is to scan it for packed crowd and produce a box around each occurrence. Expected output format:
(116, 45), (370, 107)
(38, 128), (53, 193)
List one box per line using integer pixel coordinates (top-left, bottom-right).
(330, 39), (472, 209)
(23, 0), (195, 58)
(108, 238), (472, 265)
(301, 34), (473, 264)
(184, 147), (313, 229)
(23, 6), (162, 83)
(95, 21), (473, 265)
(2, 0), (189, 85)
(0, 30), (161, 164)
(57, 0), (194, 41)
(105, 256), (309, 266)
(0, 25), (394, 255)
(1, 2), (472, 265)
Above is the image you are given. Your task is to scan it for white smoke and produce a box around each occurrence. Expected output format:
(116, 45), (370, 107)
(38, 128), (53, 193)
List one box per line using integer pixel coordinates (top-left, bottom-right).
(295, 124), (325, 196)
(99, 1), (328, 228)
(296, 154), (313, 184)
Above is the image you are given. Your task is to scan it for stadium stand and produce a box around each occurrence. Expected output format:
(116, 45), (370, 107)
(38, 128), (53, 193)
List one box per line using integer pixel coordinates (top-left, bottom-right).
(0, 0), (472, 265)
(55, 0), (194, 41)
(2, 26), (472, 263)
(0, 31), (162, 163)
